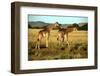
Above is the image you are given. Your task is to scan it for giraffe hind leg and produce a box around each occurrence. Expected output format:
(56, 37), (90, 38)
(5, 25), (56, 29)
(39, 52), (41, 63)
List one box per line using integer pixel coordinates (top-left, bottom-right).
(46, 39), (48, 48)
(66, 40), (69, 47)
(45, 34), (49, 48)
(66, 34), (69, 47)
(35, 40), (40, 49)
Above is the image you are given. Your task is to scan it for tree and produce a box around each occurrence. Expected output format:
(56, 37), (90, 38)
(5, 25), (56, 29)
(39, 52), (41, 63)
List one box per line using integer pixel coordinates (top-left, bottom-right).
(79, 24), (88, 31)
(72, 23), (79, 28)
(28, 24), (32, 28)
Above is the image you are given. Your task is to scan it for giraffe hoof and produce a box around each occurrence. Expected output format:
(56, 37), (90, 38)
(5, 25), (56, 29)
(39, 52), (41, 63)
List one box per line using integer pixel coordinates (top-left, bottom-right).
(46, 45), (48, 48)
(61, 47), (65, 50)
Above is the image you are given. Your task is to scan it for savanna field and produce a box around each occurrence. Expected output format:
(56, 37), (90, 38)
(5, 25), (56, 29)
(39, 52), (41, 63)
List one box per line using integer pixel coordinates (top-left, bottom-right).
(28, 28), (88, 60)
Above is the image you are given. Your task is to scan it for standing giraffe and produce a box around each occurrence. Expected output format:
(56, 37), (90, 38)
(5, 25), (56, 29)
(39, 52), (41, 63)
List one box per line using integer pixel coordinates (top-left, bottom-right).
(57, 25), (77, 47)
(35, 22), (60, 49)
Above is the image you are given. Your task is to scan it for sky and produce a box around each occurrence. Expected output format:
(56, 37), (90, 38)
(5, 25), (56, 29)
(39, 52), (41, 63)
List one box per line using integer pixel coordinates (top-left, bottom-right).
(28, 15), (88, 24)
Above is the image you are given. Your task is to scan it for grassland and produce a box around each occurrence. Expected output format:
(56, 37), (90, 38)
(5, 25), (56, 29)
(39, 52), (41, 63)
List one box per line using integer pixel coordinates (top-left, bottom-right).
(28, 28), (88, 61)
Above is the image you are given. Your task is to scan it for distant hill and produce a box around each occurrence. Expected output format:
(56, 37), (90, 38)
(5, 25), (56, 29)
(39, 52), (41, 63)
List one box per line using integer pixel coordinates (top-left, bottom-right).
(28, 21), (88, 30)
(79, 23), (87, 26)
(28, 21), (50, 28)
(28, 21), (72, 28)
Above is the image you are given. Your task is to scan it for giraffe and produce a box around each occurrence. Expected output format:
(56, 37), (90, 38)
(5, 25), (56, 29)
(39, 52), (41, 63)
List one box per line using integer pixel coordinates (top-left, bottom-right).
(35, 22), (60, 49)
(57, 25), (77, 47)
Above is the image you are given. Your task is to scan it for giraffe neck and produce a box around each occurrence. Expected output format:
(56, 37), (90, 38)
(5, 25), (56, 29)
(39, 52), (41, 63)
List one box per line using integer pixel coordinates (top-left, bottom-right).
(44, 24), (56, 32)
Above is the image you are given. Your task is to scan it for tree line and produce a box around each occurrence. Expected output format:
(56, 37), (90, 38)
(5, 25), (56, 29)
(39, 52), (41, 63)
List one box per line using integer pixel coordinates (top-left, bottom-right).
(29, 23), (88, 31)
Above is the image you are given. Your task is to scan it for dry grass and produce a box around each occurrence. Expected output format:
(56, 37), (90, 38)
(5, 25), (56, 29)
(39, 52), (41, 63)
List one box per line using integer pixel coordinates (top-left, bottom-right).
(28, 28), (88, 60)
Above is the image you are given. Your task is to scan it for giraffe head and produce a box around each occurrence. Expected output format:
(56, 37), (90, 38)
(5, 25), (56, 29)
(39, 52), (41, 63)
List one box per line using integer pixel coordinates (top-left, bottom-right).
(54, 22), (62, 30)
(54, 22), (60, 27)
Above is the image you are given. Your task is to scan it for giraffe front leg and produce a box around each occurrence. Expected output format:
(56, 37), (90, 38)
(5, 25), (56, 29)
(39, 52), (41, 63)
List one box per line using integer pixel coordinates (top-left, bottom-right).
(37, 41), (40, 49)
(35, 41), (38, 49)
(58, 40), (60, 46)
(66, 40), (69, 47)
(46, 38), (48, 48)
(57, 39), (61, 49)
(66, 34), (69, 47)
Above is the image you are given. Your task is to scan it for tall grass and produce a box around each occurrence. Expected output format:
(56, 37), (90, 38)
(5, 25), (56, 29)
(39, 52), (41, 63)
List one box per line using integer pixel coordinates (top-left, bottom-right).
(28, 28), (88, 60)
